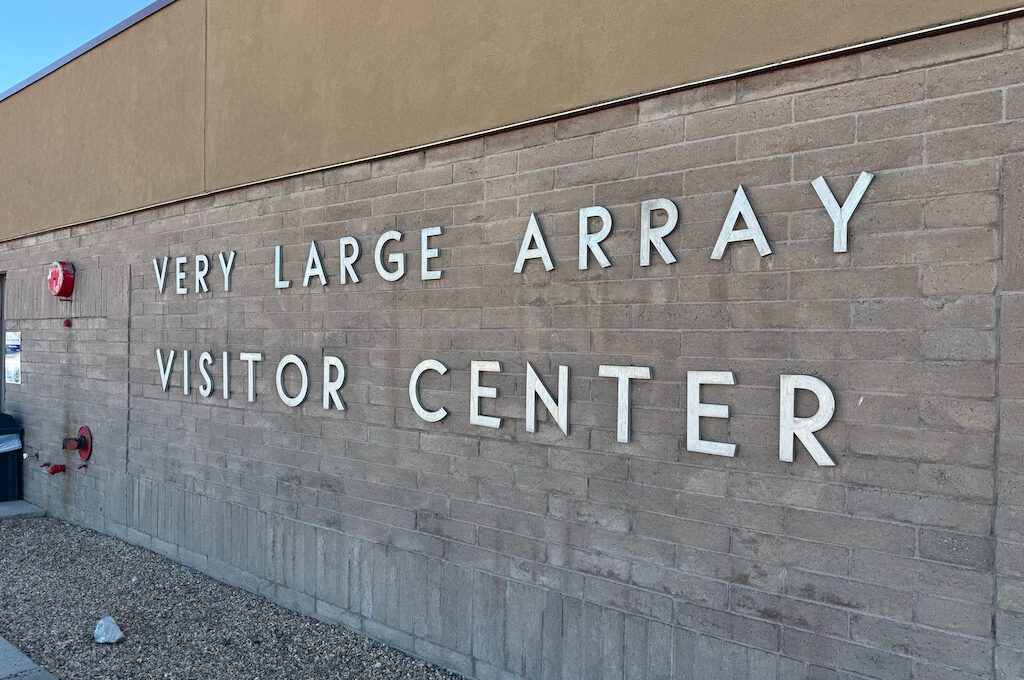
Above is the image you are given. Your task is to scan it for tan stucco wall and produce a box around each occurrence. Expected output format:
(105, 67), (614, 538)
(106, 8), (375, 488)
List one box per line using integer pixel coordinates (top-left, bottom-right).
(0, 0), (205, 240)
(0, 0), (1020, 239)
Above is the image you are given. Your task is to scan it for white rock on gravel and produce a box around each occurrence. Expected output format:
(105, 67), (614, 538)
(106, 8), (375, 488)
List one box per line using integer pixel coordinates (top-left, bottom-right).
(93, 616), (124, 644)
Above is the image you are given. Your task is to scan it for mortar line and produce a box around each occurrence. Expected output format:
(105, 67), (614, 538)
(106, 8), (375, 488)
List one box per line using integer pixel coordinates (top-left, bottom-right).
(990, 158), (1005, 680)
(125, 265), (133, 487)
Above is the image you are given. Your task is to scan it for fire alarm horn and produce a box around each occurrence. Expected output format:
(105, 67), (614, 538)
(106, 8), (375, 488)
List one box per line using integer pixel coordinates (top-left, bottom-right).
(48, 261), (75, 298)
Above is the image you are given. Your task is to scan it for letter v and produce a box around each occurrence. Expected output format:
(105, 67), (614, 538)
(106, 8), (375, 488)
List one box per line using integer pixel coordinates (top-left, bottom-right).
(153, 256), (169, 293)
(157, 349), (176, 391)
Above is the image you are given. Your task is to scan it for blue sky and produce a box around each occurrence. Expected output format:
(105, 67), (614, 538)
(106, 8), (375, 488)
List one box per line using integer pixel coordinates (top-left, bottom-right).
(0, 0), (154, 94)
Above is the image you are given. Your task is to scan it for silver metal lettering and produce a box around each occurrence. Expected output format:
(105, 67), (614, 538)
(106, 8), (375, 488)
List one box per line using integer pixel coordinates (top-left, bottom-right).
(421, 227), (443, 281)
(195, 254), (210, 293)
(579, 206), (613, 270)
(711, 186), (772, 260)
(526, 362), (569, 435)
(153, 256), (169, 293)
(812, 171), (874, 253)
(275, 354), (309, 407)
(409, 359), (448, 422)
(303, 241), (328, 287)
(640, 198), (678, 267)
(375, 230), (406, 281)
(339, 237), (361, 284)
(274, 246), (291, 289)
(323, 356), (346, 410)
(240, 352), (263, 403)
(470, 360), (502, 429)
(157, 349), (175, 391)
(779, 374), (836, 466)
(598, 365), (651, 443)
(686, 371), (736, 457)
(198, 351), (214, 397)
(514, 213), (555, 273)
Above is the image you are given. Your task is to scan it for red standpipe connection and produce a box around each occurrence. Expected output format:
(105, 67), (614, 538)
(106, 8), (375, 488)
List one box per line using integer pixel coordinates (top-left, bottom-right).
(48, 464), (66, 475)
(62, 426), (92, 461)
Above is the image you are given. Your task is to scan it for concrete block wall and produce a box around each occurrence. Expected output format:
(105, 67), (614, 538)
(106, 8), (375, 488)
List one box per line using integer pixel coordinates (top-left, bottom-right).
(3, 17), (1024, 679)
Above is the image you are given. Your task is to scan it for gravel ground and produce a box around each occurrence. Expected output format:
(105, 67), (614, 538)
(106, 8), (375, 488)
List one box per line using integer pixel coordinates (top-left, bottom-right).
(0, 516), (463, 680)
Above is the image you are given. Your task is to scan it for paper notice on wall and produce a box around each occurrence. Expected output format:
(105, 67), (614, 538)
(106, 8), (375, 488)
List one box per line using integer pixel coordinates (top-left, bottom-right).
(5, 332), (21, 385)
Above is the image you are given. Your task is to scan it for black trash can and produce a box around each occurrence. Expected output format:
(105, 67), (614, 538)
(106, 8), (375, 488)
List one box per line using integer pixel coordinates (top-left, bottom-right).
(0, 414), (24, 502)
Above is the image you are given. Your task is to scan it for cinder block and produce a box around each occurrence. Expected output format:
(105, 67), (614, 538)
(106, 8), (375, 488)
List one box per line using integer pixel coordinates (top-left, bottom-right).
(850, 550), (992, 603)
(782, 628), (912, 679)
(916, 594), (992, 638)
(686, 97), (792, 140)
(859, 23), (1005, 77)
(675, 601), (780, 652)
(794, 72), (924, 121)
(638, 81), (735, 122)
(473, 571), (507, 666)
(850, 613), (992, 675)
(858, 90), (1002, 141)
(919, 529), (994, 570)
(732, 589), (849, 637)
(926, 50), (1024, 98)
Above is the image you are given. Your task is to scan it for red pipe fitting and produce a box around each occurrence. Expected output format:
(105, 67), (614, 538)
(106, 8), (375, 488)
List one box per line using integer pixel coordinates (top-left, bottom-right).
(62, 426), (92, 461)
(48, 464), (66, 475)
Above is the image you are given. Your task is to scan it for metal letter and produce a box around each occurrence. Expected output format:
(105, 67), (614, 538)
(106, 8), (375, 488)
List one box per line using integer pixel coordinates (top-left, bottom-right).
(153, 256), (169, 293)
(526, 363), (569, 435)
(409, 359), (448, 422)
(198, 351), (214, 397)
(470, 360), (502, 429)
(514, 213), (555, 273)
(339, 237), (361, 284)
(156, 349), (175, 391)
(218, 251), (236, 292)
(374, 230), (406, 282)
(175, 256), (188, 295)
(323, 355), (346, 410)
(578, 206), (613, 270)
(182, 350), (191, 396)
(274, 246), (291, 289)
(303, 241), (328, 287)
(640, 199), (679, 267)
(195, 254), (210, 293)
(222, 351), (230, 399)
(239, 352), (263, 403)
(711, 186), (772, 260)
(421, 227), (443, 281)
(779, 374), (836, 466)
(686, 371), (736, 456)
(812, 171), (874, 253)
(598, 365), (652, 443)
(276, 354), (309, 407)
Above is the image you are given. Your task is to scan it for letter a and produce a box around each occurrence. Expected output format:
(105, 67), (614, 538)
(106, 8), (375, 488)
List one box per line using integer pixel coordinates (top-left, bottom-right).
(303, 241), (328, 287)
(514, 213), (555, 273)
(711, 185), (772, 260)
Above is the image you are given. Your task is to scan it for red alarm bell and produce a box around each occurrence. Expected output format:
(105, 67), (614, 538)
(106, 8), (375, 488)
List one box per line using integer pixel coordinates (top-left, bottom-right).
(48, 261), (74, 298)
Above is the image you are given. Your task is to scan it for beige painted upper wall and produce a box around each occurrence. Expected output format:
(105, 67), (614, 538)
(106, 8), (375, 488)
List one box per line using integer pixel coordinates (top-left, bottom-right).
(204, 0), (1020, 189)
(0, 0), (205, 240)
(0, 0), (1019, 238)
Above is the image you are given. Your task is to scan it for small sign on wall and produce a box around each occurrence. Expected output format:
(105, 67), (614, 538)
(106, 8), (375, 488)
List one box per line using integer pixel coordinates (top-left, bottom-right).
(5, 332), (21, 385)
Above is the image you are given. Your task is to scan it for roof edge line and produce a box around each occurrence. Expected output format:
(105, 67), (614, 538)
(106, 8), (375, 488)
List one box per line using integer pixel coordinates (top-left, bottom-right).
(0, 0), (178, 103)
